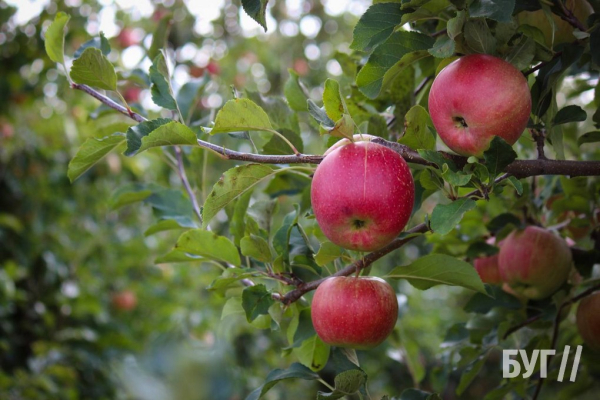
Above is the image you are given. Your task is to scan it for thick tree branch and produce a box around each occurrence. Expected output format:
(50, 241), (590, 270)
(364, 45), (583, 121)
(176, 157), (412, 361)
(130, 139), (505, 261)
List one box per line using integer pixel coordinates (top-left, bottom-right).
(72, 83), (600, 178)
(278, 223), (430, 305)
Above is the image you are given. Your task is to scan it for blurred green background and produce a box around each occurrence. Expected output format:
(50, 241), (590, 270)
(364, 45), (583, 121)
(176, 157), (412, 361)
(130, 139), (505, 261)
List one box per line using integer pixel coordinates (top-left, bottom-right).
(1, 0), (599, 399)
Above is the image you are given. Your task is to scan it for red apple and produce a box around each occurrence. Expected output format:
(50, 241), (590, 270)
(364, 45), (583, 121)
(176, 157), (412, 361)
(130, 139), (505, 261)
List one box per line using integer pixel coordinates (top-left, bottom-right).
(474, 254), (502, 285)
(123, 86), (142, 103)
(428, 54), (532, 157)
(117, 28), (138, 48)
(311, 141), (414, 252)
(576, 292), (600, 350)
(111, 290), (137, 311)
(498, 226), (572, 300)
(311, 276), (398, 349)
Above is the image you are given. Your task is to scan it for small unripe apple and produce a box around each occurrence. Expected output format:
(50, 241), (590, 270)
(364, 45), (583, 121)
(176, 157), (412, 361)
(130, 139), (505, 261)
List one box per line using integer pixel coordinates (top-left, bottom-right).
(517, 0), (593, 46)
(311, 276), (398, 349)
(474, 254), (502, 285)
(311, 141), (414, 252)
(123, 86), (142, 103)
(499, 226), (572, 300)
(576, 292), (600, 350)
(111, 290), (137, 311)
(428, 54), (532, 157)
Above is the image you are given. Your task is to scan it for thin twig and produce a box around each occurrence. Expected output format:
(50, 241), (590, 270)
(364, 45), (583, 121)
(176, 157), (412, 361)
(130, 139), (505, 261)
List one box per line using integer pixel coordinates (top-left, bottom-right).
(531, 282), (600, 400)
(278, 223), (430, 305)
(72, 83), (600, 177)
(553, 0), (586, 32)
(524, 52), (563, 76)
(174, 146), (203, 222)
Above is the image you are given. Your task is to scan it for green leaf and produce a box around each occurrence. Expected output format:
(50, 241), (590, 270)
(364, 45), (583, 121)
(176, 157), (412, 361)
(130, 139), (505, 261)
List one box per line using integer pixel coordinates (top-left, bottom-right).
(456, 351), (490, 395)
(148, 12), (172, 61)
(124, 118), (171, 155)
(483, 136), (517, 179)
(469, 0), (515, 23)
(242, 284), (274, 322)
(295, 335), (330, 372)
(74, 32), (110, 58)
(211, 98), (273, 134)
(149, 52), (178, 110)
(505, 36), (535, 71)
(441, 164), (472, 187)
(464, 19), (497, 54)
(464, 286), (522, 313)
(284, 69), (308, 112)
(70, 47), (117, 91)
(125, 119), (196, 156)
(175, 229), (241, 266)
(231, 192), (253, 247)
(44, 12), (70, 65)
(177, 78), (209, 123)
(356, 32), (434, 99)
(155, 250), (204, 264)
(504, 176), (523, 195)
(577, 131), (600, 146)
(428, 36), (455, 58)
(262, 128), (304, 155)
(245, 91), (300, 134)
(316, 369), (367, 399)
(109, 183), (157, 209)
(387, 254), (486, 294)
(398, 105), (435, 150)
(447, 10), (466, 40)
(68, 133), (125, 182)
(486, 213), (522, 234)
(144, 217), (196, 237)
(430, 198), (477, 235)
(307, 99), (335, 129)
(315, 242), (344, 266)
(242, 0), (269, 31)
(329, 113), (355, 139)
(222, 297), (245, 319)
(553, 105), (587, 125)
(139, 121), (197, 153)
(202, 164), (277, 228)
(208, 268), (258, 292)
(245, 363), (319, 400)
(241, 235), (273, 262)
(323, 79), (347, 122)
(350, 2), (404, 52)
(272, 207), (300, 267)
(400, 389), (442, 400)
(418, 150), (457, 171)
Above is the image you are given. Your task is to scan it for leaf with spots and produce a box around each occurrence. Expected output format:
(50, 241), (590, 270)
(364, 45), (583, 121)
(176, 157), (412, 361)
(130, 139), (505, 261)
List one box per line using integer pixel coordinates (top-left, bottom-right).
(202, 164), (278, 228)
(294, 335), (331, 372)
(174, 229), (241, 266)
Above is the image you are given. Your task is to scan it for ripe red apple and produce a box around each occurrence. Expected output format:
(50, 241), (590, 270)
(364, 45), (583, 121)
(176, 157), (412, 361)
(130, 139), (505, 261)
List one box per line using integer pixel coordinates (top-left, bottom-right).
(311, 141), (414, 252)
(111, 290), (137, 311)
(428, 54), (532, 157)
(474, 254), (502, 285)
(311, 276), (398, 349)
(498, 226), (572, 300)
(576, 292), (600, 350)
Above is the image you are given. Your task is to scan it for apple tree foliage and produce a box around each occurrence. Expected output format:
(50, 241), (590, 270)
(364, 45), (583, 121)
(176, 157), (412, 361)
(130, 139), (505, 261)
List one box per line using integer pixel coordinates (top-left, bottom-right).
(2, 0), (600, 398)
